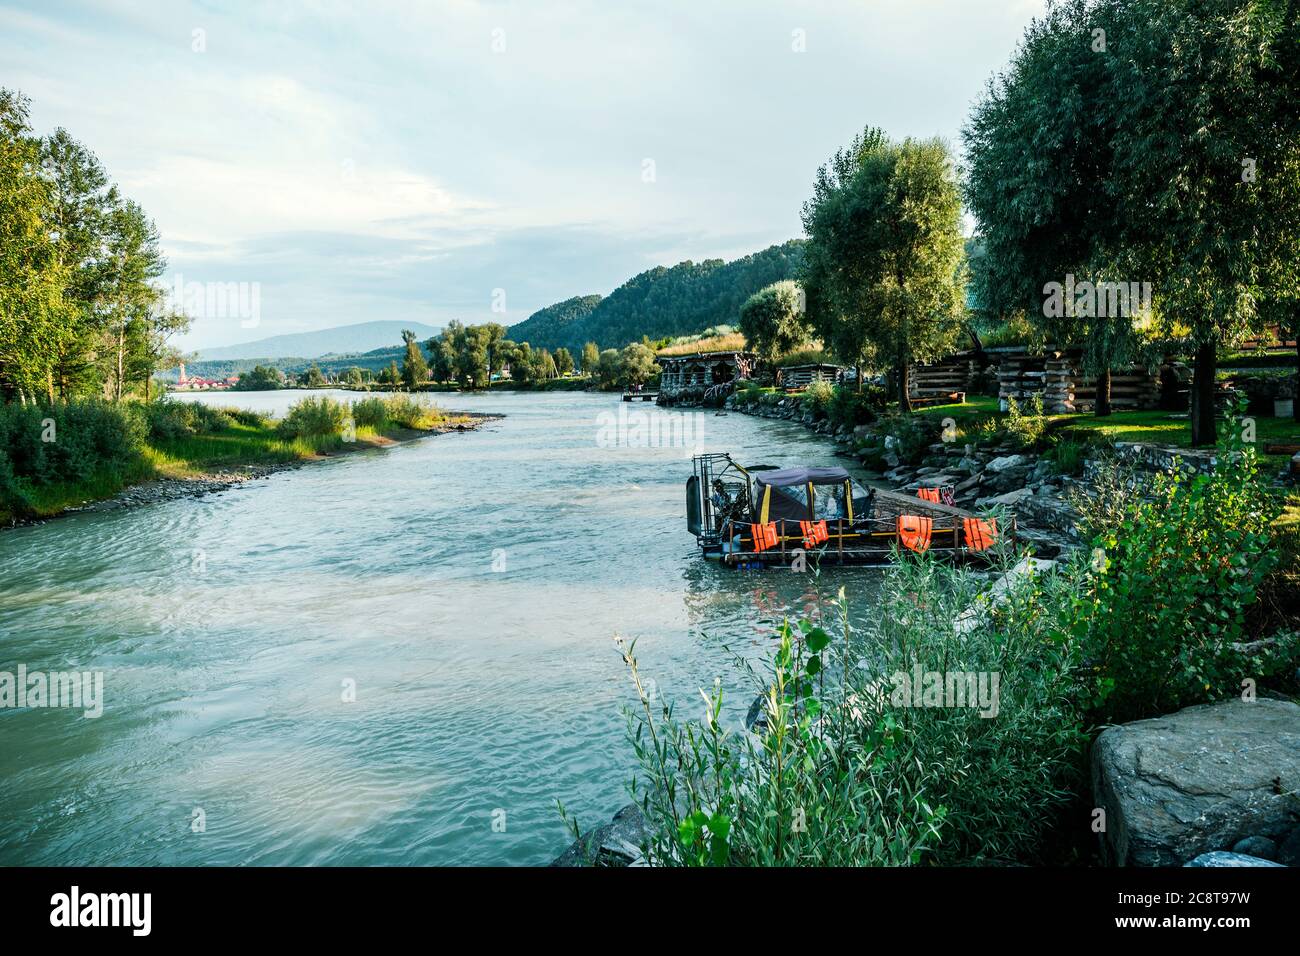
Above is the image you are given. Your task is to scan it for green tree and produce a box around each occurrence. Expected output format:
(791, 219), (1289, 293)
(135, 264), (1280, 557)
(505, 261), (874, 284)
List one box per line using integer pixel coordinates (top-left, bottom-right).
(401, 329), (428, 390)
(738, 280), (810, 361)
(1098, 0), (1299, 444)
(0, 89), (65, 402)
(580, 341), (600, 375)
(234, 365), (284, 390)
(100, 198), (166, 401)
(344, 366), (364, 387)
(303, 363), (327, 388)
(963, 1), (1144, 417)
(597, 348), (622, 388)
(40, 128), (117, 398)
(553, 346), (574, 376)
(801, 129), (966, 408)
(619, 342), (657, 387)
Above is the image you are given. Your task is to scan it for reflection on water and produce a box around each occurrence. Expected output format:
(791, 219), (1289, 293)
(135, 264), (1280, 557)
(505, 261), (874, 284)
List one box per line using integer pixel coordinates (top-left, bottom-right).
(0, 391), (879, 865)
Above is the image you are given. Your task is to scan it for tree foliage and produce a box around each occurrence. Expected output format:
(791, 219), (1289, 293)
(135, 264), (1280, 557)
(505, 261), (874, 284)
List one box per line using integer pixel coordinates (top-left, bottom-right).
(800, 130), (966, 406)
(738, 280), (811, 360)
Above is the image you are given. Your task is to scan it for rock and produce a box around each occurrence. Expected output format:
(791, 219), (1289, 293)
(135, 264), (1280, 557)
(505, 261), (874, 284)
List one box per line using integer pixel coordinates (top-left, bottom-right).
(1092, 698), (1300, 866)
(1277, 827), (1300, 866)
(852, 424), (872, 438)
(1231, 836), (1278, 860)
(1015, 494), (1081, 535)
(1184, 851), (1284, 867)
(985, 454), (1029, 473)
(987, 464), (1031, 493)
(746, 693), (768, 732)
(550, 804), (652, 867)
(977, 487), (1033, 508)
(953, 474), (982, 493)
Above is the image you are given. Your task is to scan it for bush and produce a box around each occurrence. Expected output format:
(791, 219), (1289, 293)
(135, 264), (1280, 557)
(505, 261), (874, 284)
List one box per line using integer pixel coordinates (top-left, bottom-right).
(828, 385), (884, 428)
(0, 399), (149, 513)
(1070, 424), (1290, 723)
(144, 400), (233, 441)
(349, 394), (442, 431)
(619, 555), (1087, 867)
(1044, 434), (1096, 477)
(217, 406), (271, 429)
(800, 380), (836, 416)
(276, 396), (347, 439)
(1001, 395), (1047, 448)
(875, 411), (941, 464)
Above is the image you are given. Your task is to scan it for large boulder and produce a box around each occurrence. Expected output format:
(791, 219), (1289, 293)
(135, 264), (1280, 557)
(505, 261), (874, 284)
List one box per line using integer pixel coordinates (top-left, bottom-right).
(1092, 698), (1300, 866)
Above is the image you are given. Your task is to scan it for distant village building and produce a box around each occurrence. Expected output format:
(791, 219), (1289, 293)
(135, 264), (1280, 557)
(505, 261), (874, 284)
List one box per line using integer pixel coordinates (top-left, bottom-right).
(171, 363), (237, 391)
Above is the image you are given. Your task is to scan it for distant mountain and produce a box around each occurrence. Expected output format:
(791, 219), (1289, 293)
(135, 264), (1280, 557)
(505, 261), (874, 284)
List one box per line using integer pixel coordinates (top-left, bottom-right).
(195, 320), (442, 362)
(507, 241), (805, 353)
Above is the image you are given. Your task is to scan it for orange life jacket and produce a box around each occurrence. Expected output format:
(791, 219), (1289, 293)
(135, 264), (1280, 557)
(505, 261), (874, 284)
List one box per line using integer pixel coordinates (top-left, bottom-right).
(751, 522), (780, 552)
(897, 515), (933, 553)
(916, 487), (941, 503)
(962, 517), (998, 552)
(799, 520), (828, 548)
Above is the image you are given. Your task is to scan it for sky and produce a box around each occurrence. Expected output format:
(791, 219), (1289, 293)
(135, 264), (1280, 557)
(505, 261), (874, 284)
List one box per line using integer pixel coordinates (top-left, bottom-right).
(1, 0), (1047, 351)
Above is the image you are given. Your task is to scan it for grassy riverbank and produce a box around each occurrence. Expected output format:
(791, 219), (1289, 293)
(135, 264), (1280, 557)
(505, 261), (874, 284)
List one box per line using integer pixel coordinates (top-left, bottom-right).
(0, 394), (480, 524)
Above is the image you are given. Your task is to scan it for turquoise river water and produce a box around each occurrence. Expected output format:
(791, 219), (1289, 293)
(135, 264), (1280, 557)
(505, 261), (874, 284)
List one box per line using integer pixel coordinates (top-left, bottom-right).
(0, 390), (880, 865)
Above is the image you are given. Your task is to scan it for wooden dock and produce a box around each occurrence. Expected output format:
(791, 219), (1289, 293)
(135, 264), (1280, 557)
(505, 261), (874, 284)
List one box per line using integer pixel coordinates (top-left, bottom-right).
(621, 391), (658, 402)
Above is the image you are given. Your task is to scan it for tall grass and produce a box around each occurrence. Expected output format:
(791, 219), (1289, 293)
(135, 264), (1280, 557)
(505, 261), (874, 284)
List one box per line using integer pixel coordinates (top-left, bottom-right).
(619, 550), (1087, 867)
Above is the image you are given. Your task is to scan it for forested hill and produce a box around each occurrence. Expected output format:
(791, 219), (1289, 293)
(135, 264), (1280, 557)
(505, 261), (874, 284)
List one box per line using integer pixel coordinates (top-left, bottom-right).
(508, 240), (805, 352)
(505, 295), (603, 350)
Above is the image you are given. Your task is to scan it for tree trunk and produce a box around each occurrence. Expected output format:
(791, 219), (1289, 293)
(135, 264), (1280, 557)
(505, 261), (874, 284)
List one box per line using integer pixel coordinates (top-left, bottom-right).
(1095, 367), (1112, 417)
(1190, 340), (1217, 447)
(897, 358), (913, 413)
(856, 367), (863, 394)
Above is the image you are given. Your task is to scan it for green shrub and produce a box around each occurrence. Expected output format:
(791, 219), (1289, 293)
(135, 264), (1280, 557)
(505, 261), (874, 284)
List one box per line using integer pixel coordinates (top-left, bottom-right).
(1002, 395), (1047, 448)
(276, 396), (347, 439)
(1070, 422), (1290, 723)
(348, 394), (442, 431)
(217, 406), (271, 429)
(828, 385), (884, 428)
(800, 380), (836, 416)
(618, 556), (1087, 867)
(1044, 434), (1096, 477)
(0, 399), (150, 514)
(144, 400), (232, 441)
(876, 411), (940, 464)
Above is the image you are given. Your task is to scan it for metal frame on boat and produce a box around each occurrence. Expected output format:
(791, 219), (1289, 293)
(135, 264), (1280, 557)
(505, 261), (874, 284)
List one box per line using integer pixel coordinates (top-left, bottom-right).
(687, 453), (1013, 567)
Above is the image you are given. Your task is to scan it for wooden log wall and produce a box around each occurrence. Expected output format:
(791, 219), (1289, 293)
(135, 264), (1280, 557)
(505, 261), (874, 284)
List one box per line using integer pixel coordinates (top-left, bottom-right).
(997, 350), (1161, 413)
(909, 354), (978, 398)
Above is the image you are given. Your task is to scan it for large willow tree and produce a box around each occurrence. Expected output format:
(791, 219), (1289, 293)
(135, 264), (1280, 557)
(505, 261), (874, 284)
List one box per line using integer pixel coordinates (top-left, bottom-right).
(800, 129), (966, 408)
(966, 0), (1300, 443)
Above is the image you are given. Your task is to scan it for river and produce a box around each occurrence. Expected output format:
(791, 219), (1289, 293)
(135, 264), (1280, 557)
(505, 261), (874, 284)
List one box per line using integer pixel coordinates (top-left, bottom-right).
(0, 390), (880, 865)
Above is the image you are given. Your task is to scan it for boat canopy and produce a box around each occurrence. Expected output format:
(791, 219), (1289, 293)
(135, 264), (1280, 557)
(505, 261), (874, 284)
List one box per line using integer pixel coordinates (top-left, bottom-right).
(754, 466), (851, 488)
(754, 466), (861, 523)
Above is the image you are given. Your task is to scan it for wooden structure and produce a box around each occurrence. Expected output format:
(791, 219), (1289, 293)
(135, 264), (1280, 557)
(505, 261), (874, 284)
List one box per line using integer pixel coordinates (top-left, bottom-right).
(656, 350), (758, 405)
(909, 352), (980, 403)
(777, 363), (843, 392)
(621, 391), (658, 402)
(988, 347), (1161, 413)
